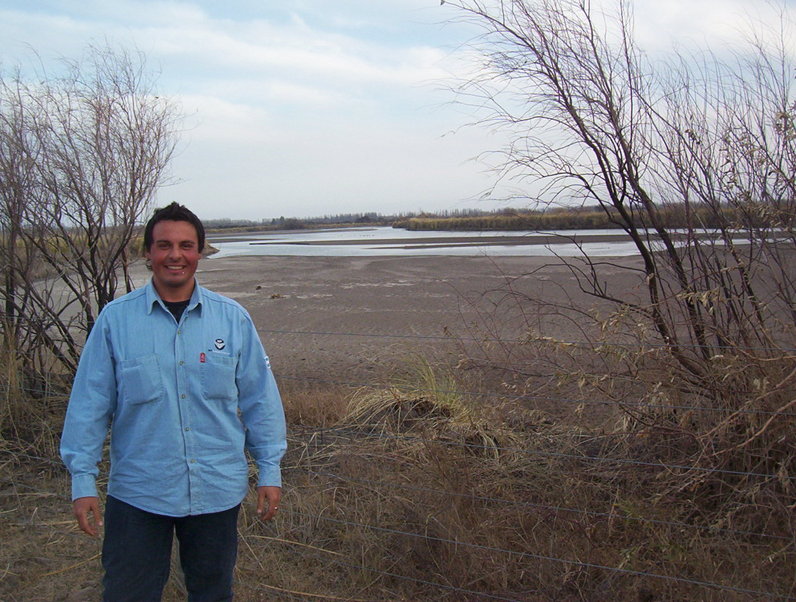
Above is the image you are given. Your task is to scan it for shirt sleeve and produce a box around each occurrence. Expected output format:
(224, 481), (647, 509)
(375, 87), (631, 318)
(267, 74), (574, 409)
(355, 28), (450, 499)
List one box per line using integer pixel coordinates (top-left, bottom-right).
(60, 312), (117, 500)
(235, 311), (287, 488)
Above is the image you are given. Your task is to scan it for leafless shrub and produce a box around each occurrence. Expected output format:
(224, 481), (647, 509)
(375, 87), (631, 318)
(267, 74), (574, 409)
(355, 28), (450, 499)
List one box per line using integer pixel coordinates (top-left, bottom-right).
(444, 0), (796, 532)
(0, 44), (179, 384)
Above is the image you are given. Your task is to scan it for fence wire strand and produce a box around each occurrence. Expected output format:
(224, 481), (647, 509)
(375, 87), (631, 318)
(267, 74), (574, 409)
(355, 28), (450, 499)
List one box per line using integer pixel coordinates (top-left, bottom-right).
(294, 468), (791, 542)
(260, 327), (796, 354)
(277, 374), (796, 418)
(287, 423), (796, 482)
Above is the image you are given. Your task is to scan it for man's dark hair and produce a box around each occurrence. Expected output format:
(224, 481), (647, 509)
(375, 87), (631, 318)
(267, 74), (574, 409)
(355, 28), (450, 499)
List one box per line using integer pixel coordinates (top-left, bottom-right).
(143, 202), (205, 253)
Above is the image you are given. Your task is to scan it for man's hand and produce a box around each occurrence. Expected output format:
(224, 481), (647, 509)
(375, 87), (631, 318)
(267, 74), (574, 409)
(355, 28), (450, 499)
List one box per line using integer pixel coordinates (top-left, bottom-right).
(256, 486), (281, 521)
(73, 496), (103, 536)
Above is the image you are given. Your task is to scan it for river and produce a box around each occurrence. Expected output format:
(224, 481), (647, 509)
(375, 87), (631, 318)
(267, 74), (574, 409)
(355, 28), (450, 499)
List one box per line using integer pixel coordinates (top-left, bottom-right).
(206, 226), (643, 259)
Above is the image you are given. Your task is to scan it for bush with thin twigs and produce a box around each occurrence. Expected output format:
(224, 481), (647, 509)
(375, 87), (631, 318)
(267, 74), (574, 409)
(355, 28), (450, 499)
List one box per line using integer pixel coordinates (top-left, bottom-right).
(455, 267), (796, 536)
(440, 0), (796, 555)
(0, 332), (66, 462)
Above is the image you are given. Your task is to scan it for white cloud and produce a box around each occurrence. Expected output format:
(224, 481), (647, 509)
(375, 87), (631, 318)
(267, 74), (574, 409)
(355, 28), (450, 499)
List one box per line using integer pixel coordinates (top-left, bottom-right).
(632, 0), (796, 55)
(3, 0), (793, 221)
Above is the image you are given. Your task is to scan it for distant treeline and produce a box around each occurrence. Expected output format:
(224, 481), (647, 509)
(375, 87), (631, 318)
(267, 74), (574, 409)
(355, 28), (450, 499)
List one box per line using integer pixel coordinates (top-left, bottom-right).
(203, 204), (789, 233)
(393, 204), (789, 231)
(393, 208), (615, 231)
(203, 212), (396, 232)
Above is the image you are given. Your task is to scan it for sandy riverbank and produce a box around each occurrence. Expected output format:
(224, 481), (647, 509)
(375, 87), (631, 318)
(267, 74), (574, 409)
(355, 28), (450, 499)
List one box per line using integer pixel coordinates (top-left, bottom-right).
(194, 253), (646, 385)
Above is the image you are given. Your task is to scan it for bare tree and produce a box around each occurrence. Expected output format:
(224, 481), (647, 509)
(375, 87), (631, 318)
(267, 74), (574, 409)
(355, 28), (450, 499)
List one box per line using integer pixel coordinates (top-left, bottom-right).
(446, 0), (795, 526)
(0, 45), (180, 381)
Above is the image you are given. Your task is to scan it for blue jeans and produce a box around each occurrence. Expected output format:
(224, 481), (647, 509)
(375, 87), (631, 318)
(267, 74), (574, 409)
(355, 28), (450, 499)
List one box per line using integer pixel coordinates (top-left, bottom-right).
(101, 495), (240, 601)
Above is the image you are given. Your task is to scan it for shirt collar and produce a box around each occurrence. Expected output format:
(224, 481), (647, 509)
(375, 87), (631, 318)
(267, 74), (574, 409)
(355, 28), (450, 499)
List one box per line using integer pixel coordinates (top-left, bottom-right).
(145, 278), (204, 315)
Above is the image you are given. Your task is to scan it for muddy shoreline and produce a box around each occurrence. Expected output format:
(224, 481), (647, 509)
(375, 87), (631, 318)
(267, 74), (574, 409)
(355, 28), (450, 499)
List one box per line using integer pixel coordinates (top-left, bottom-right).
(194, 252), (645, 384)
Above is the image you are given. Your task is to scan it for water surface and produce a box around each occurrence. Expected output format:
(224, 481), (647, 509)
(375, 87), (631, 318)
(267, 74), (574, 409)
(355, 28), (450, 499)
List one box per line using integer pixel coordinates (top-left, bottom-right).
(207, 227), (642, 258)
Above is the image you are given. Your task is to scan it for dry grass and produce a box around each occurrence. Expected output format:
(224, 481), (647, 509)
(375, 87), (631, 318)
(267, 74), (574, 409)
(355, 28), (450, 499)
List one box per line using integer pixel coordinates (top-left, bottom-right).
(280, 382), (352, 428)
(2, 351), (794, 600)
(246, 355), (794, 600)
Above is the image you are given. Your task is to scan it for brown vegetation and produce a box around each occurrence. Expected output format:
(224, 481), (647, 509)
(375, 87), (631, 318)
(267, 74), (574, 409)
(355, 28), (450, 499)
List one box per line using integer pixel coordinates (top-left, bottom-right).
(2, 305), (794, 599)
(393, 204), (760, 232)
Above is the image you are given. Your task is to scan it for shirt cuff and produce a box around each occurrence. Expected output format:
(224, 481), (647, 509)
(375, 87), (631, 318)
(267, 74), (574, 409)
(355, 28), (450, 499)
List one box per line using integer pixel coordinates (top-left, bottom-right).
(71, 473), (98, 500)
(256, 464), (282, 488)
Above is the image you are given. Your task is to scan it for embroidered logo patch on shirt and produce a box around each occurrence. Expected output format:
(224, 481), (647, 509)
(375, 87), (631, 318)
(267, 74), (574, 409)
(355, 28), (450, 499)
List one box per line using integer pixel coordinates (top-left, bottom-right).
(214, 338), (226, 351)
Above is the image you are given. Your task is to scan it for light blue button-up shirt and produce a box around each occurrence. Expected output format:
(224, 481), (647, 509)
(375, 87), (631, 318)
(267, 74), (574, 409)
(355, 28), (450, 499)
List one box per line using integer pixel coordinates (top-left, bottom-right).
(60, 279), (287, 517)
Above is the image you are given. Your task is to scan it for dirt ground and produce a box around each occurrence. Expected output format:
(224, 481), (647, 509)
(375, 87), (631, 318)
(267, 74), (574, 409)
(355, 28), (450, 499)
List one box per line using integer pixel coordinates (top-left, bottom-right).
(1, 251), (647, 601)
(197, 253), (644, 383)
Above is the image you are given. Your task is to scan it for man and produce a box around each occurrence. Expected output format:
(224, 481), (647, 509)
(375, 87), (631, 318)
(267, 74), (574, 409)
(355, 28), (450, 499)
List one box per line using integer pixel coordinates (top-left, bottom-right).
(60, 202), (287, 601)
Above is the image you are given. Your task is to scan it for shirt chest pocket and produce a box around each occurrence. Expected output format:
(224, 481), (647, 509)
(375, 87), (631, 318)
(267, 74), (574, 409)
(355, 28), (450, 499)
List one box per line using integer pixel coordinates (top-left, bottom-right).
(200, 353), (238, 403)
(118, 354), (164, 405)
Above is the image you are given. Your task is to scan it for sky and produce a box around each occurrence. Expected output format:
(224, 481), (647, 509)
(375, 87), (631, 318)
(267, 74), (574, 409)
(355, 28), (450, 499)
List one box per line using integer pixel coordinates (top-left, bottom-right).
(0, 0), (792, 221)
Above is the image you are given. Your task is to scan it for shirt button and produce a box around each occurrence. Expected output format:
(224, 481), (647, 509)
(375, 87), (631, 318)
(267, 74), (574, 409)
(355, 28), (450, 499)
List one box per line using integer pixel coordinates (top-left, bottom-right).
(179, 360), (184, 366)
(184, 426), (191, 431)
(181, 394), (186, 399)
(190, 459), (197, 464)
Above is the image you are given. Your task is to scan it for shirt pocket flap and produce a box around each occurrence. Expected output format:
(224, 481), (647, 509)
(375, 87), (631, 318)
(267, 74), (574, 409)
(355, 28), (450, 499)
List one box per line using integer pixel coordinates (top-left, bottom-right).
(200, 353), (237, 402)
(118, 354), (164, 405)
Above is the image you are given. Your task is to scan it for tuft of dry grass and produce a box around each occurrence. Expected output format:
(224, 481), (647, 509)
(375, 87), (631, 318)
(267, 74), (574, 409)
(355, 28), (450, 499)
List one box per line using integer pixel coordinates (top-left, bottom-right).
(280, 382), (351, 428)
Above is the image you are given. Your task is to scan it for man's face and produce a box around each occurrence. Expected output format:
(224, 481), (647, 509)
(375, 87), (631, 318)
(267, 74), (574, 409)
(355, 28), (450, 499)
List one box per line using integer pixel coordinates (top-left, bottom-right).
(146, 219), (201, 301)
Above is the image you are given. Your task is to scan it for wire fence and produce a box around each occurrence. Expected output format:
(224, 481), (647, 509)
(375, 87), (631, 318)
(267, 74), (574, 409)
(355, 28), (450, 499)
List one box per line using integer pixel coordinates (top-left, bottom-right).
(280, 510), (785, 600)
(261, 327), (796, 355)
(2, 325), (795, 600)
(299, 468), (791, 542)
(290, 422), (793, 482)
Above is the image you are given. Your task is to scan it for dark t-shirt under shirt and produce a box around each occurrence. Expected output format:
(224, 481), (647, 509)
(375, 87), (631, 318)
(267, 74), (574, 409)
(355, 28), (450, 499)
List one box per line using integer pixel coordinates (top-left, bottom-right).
(163, 299), (190, 322)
